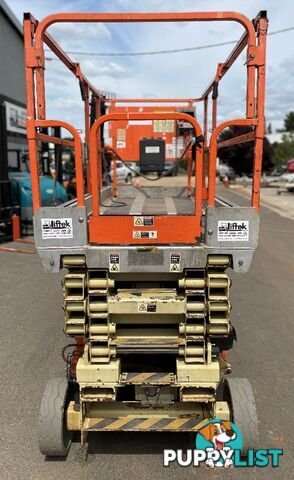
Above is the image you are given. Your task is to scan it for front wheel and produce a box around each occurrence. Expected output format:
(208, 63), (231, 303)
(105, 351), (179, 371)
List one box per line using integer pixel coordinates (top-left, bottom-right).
(39, 377), (73, 457)
(223, 377), (259, 455)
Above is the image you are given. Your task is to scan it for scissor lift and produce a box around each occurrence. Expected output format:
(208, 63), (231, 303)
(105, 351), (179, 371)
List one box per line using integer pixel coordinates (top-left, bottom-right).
(23, 10), (268, 456)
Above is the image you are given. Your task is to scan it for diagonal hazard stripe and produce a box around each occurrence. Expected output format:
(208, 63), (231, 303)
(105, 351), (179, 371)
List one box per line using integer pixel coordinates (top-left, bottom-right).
(124, 372), (159, 383)
(146, 418), (176, 430)
(162, 418), (189, 430)
(133, 416), (165, 430)
(104, 416), (147, 430)
(144, 373), (172, 383)
(116, 417), (150, 430)
(85, 416), (201, 431)
(124, 372), (173, 384)
(86, 418), (118, 430)
(179, 418), (199, 430)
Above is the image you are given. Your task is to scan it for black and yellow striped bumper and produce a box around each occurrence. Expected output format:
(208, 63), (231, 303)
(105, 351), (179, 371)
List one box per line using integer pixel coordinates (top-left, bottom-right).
(84, 415), (203, 432)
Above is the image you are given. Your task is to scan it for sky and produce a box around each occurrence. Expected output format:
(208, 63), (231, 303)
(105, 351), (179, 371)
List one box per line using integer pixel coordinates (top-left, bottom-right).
(7, 0), (294, 134)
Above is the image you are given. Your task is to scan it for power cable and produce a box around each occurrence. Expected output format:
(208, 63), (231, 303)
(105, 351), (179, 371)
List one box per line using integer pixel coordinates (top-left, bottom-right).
(106, 139), (193, 185)
(101, 199), (127, 207)
(45, 26), (294, 58)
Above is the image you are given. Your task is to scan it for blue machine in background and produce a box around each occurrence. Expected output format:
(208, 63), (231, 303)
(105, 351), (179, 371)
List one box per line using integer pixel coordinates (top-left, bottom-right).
(9, 171), (69, 231)
(0, 98), (71, 241)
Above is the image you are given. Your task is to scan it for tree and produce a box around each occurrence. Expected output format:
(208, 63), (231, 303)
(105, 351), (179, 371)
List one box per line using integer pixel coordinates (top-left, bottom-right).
(218, 126), (273, 175)
(272, 133), (294, 166)
(284, 112), (294, 132)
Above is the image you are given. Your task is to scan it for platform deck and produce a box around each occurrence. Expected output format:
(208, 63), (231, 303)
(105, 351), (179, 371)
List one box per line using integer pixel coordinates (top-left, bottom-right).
(100, 186), (195, 216)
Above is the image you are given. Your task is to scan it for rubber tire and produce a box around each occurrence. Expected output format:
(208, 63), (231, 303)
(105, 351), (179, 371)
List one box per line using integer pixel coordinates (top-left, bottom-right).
(223, 378), (259, 455)
(39, 377), (73, 457)
(126, 173), (132, 184)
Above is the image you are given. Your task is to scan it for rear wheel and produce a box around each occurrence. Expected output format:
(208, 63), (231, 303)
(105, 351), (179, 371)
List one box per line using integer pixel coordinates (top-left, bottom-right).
(126, 173), (132, 184)
(39, 377), (73, 457)
(223, 377), (259, 455)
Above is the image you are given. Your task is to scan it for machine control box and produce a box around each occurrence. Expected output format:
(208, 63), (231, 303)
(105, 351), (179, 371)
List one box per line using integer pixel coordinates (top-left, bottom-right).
(139, 138), (165, 173)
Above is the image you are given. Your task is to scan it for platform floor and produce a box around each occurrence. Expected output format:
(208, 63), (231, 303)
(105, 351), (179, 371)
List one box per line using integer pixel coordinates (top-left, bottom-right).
(101, 186), (195, 215)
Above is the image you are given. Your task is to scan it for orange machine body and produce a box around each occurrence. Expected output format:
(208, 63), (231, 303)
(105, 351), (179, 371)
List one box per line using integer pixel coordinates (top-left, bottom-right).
(108, 103), (195, 162)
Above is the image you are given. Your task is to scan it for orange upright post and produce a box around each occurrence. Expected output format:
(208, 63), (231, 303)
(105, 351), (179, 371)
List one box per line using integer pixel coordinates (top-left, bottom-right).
(12, 214), (21, 241)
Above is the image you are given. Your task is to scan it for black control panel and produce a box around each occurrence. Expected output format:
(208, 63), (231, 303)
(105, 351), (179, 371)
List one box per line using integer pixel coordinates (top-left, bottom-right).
(139, 138), (165, 173)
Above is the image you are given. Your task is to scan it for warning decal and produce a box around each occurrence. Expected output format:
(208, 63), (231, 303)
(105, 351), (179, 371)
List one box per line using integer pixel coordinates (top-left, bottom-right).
(217, 221), (249, 242)
(170, 253), (181, 272)
(117, 140), (126, 149)
(109, 253), (120, 272)
(153, 119), (174, 133)
(133, 230), (157, 239)
(134, 216), (154, 227)
(138, 302), (157, 313)
(117, 128), (126, 141)
(41, 218), (73, 239)
(166, 144), (175, 159)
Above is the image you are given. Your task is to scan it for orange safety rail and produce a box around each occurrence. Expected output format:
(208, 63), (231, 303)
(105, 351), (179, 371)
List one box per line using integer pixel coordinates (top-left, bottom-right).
(88, 112), (203, 244)
(24, 10), (268, 244)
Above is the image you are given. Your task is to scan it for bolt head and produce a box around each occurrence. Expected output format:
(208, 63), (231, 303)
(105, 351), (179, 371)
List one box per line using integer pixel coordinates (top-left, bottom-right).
(208, 229), (213, 236)
(79, 217), (84, 223)
(238, 259), (244, 266)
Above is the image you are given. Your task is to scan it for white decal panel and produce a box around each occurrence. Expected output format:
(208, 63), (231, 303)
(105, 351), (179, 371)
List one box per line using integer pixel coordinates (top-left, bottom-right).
(170, 253), (181, 272)
(41, 218), (73, 239)
(109, 253), (120, 272)
(217, 221), (249, 241)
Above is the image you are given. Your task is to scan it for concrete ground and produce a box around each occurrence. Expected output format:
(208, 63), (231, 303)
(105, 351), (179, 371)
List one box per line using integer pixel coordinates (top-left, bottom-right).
(1, 185), (294, 479)
(231, 184), (294, 221)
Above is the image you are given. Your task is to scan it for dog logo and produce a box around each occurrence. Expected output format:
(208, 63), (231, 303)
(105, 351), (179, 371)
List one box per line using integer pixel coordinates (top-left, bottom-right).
(195, 419), (243, 468)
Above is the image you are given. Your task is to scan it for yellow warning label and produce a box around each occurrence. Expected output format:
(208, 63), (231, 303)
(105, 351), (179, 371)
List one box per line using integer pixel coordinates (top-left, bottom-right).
(153, 119), (174, 133)
(109, 253), (120, 272)
(134, 216), (154, 227)
(171, 264), (180, 272)
(138, 303), (147, 312)
(117, 128), (126, 141)
(110, 264), (119, 272)
(132, 230), (157, 239)
(169, 253), (181, 272)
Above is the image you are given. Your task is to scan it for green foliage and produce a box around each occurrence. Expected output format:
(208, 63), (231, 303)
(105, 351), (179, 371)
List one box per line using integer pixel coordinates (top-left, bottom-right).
(218, 126), (273, 175)
(272, 132), (294, 166)
(284, 112), (294, 132)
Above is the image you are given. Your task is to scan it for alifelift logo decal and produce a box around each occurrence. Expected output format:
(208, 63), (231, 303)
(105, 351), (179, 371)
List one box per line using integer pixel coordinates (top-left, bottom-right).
(163, 419), (283, 469)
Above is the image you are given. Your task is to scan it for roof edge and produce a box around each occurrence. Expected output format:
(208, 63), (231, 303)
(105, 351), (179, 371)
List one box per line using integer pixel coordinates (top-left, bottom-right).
(0, 0), (23, 37)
